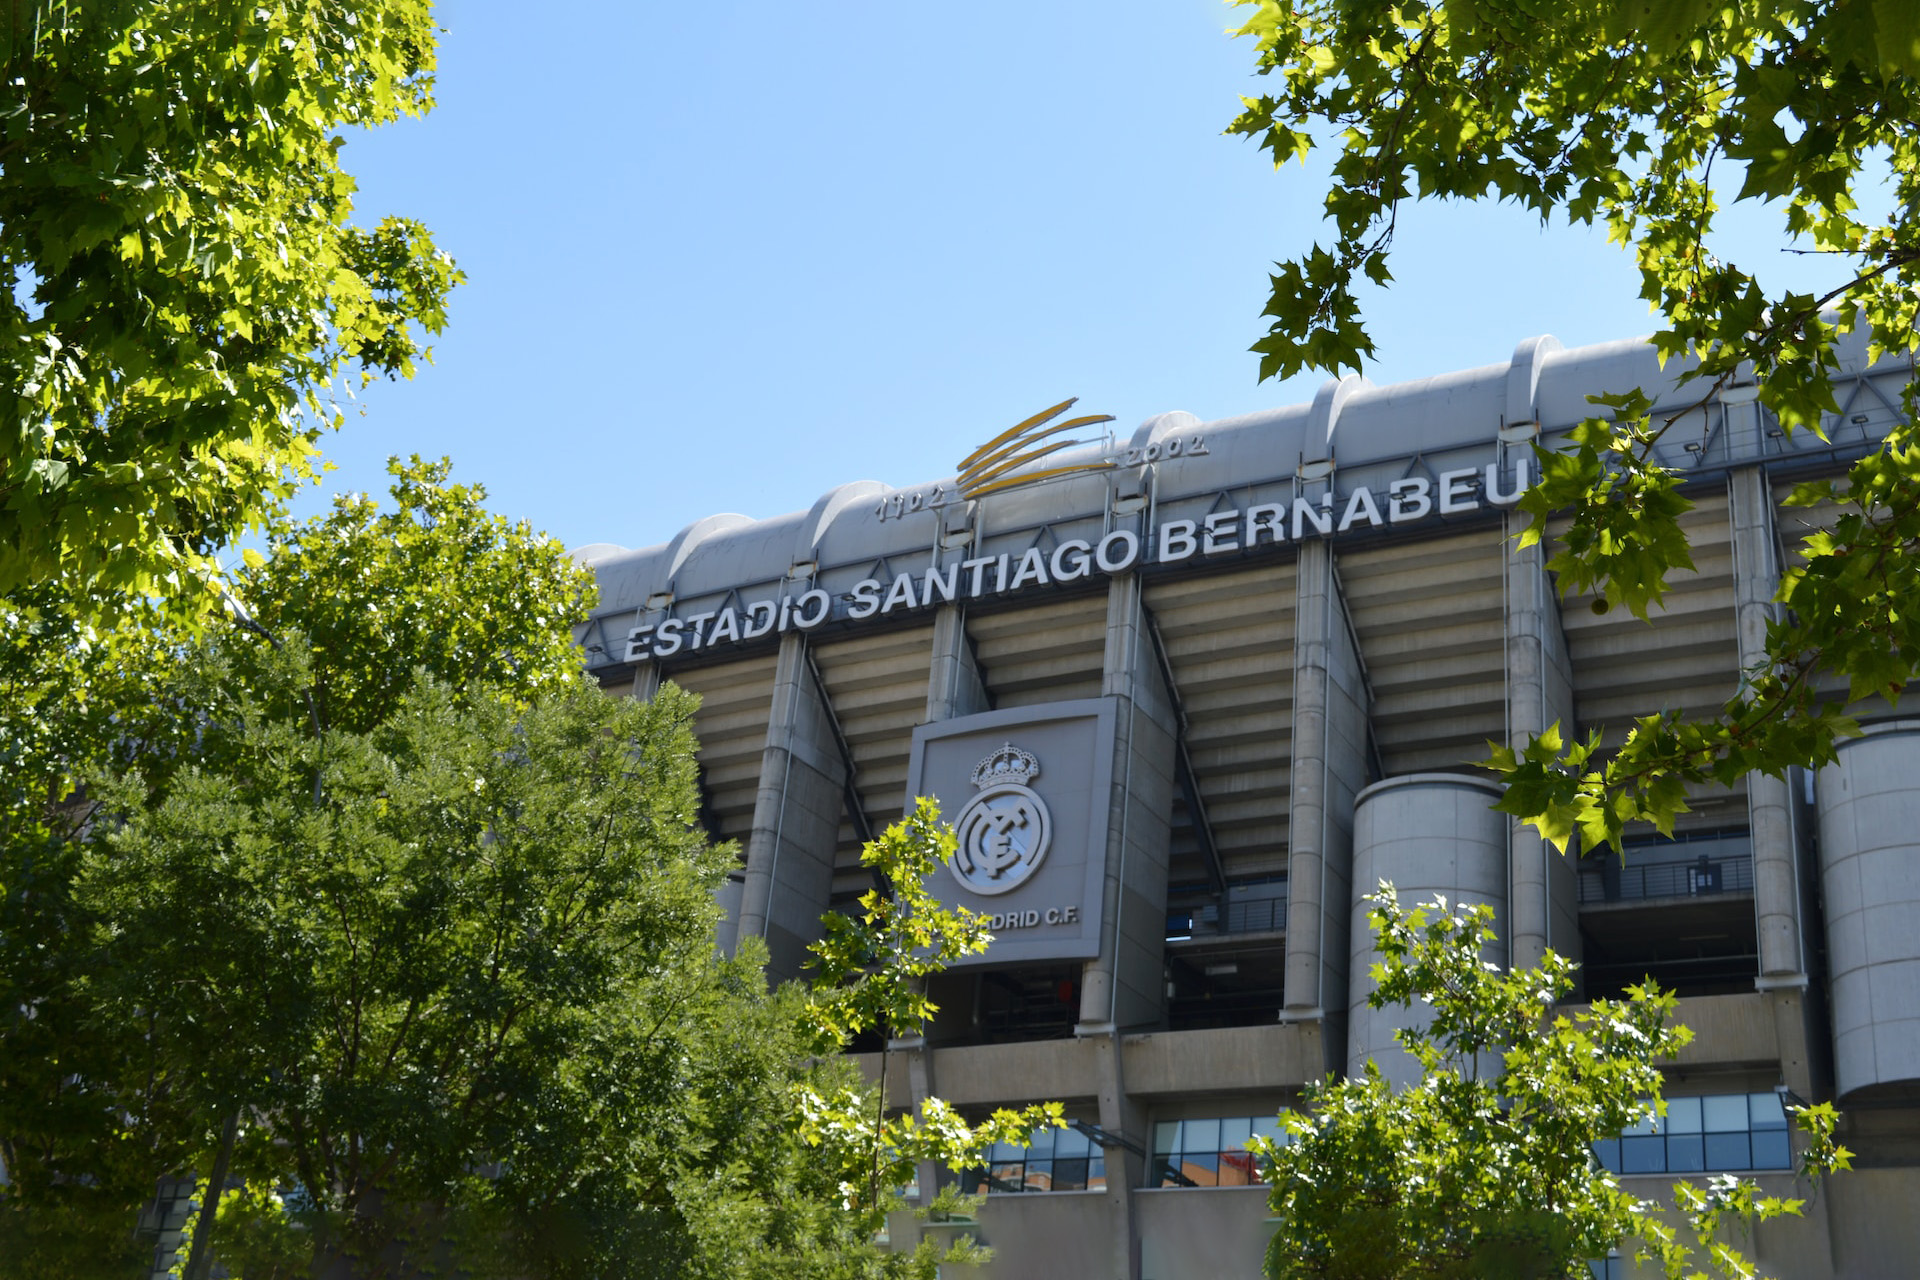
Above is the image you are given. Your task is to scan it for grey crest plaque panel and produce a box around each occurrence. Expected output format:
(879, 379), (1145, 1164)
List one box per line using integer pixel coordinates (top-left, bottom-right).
(906, 698), (1116, 967)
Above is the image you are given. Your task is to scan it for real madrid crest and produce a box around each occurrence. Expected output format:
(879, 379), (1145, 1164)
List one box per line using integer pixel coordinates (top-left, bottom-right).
(949, 743), (1052, 895)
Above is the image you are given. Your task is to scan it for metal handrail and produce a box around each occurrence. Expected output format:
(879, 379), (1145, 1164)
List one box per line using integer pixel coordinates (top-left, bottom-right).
(1167, 894), (1289, 939)
(1578, 853), (1754, 904)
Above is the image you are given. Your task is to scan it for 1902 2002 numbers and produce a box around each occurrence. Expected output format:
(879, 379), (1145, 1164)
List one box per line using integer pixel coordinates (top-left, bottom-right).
(1109, 435), (1208, 468)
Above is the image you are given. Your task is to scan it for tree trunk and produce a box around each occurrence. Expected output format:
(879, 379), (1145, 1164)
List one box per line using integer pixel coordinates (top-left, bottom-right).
(182, 1110), (239, 1280)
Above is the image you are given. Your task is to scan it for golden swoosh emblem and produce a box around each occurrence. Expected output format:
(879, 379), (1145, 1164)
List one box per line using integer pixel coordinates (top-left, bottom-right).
(956, 399), (1117, 499)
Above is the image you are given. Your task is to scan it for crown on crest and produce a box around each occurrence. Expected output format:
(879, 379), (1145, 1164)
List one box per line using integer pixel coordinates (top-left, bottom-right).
(970, 742), (1039, 790)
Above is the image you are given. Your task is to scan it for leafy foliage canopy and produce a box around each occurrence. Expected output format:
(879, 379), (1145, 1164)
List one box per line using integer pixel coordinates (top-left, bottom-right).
(0, 0), (460, 609)
(1230, 0), (1920, 847)
(1256, 888), (1851, 1279)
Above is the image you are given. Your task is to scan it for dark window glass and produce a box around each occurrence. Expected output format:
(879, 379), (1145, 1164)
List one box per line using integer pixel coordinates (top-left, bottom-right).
(1704, 1133), (1751, 1170)
(1183, 1119), (1222, 1155)
(960, 1127), (1127, 1194)
(1751, 1130), (1790, 1170)
(1143, 1114), (1291, 1188)
(1600, 1095), (1794, 1177)
(1180, 1153), (1220, 1187)
(1622, 1136), (1666, 1174)
(1703, 1095), (1747, 1132)
(1748, 1091), (1788, 1130)
(1665, 1135), (1705, 1173)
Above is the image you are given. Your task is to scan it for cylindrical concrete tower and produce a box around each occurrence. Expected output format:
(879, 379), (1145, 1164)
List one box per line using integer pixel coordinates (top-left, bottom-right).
(1348, 773), (1508, 1085)
(1816, 720), (1920, 1098)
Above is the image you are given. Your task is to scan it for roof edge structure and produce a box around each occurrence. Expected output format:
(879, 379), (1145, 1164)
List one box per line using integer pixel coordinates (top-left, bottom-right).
(577, 328), (1914, 672)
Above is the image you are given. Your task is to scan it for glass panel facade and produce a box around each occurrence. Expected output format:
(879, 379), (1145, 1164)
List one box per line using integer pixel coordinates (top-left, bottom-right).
(1151, 1113), (1291, 1188)
(956, 1126), (1107, 1195)
(960, 1097), (1778, 1196)
(1591, 1093), (1792, 1176)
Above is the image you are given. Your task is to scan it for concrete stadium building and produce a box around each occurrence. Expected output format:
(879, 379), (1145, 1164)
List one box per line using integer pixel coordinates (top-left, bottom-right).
(575, 331), (1920, 1279)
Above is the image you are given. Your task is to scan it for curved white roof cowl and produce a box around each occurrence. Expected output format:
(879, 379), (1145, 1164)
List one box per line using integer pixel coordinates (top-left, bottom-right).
(577, 326), (1909, 652)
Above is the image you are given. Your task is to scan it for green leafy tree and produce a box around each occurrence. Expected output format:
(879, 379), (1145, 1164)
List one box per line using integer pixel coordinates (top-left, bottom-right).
(87, 664), (784, 1277)
(4, 457), (1003, 1280)
(1254, 887), (1850, 1280)
(801, 798), (1065, 1278)
(0, 586), (206, 1272)
(0, 458), (600, 1274)
(1228, 0), (1920, 846)
(237, 454), (598, 733)
(0, 0), (460, 608)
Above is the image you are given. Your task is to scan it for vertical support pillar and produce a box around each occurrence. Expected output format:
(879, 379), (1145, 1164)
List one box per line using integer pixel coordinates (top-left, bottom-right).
(1731, 465), (1818, 1117)
(904, 603), (988, 1213)
(1074, 571), (1177, 1280)
(925, 605), (989, 722)
(629, 660), (661, 703)
(894, 1033), (940, 1244)
(1349, 774), (1508, 1084)
(1504, 515), (1580, 973)
(735, 632), (850, 980)
(1093, 1029), (1148, 1280)
(1077, 571), (1176, 1032)
(1729, 466), (1804, 982)
(1283, 539), (1370, 1069)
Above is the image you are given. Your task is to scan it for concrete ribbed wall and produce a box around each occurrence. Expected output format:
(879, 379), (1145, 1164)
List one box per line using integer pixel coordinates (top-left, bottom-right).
(1348, 773), (1508, 1084)
(1816, 721), (1920, 1097)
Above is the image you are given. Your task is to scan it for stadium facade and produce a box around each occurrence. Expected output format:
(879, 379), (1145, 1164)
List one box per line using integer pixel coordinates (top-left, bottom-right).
(575, 332), (1920, 1279)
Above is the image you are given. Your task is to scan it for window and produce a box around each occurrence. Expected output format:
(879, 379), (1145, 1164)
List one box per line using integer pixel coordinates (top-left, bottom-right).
(1151, 1115), (1288, 1188)
(1591, 1092), (1791, 1175)
(954, 1125), (1106, 1194)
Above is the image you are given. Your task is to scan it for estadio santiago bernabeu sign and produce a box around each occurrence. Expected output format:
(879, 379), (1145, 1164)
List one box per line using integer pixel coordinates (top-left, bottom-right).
(620, 457), (1531, 663)
(905, 700), (1116, 967)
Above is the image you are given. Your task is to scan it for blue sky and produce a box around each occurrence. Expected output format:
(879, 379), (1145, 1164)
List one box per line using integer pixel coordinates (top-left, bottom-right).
(317, 0), (1848, 555)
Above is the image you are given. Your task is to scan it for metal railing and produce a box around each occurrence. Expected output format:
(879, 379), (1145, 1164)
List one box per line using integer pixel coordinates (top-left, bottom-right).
(1578, 853), (1754, 904)
(1167, 892), (1289, 939)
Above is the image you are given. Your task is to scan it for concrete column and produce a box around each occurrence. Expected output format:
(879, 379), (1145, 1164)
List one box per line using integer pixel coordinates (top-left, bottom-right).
(1348, 774), (1508, 1085)
(1729, 466), (1804, 980)
(1077, 571), (1177, 1033)
(1091, 1030), (1148, 1280)
(908, 605), (986, 1198)
(896, 1035), (942, 1230)
(1282, 538), (1370, 1055)
(735, 633), (849, 980)
(1057, 571), (1174, 1280)
(926, 605), (989, 722)
(1504, 514), (1580, 972)
(1816, 721), (1920, 1097)
(629, 660), (661, 703)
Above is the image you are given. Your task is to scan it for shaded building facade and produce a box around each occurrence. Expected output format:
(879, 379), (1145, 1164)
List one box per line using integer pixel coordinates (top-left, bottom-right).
(577, 331), (1920, 1279)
